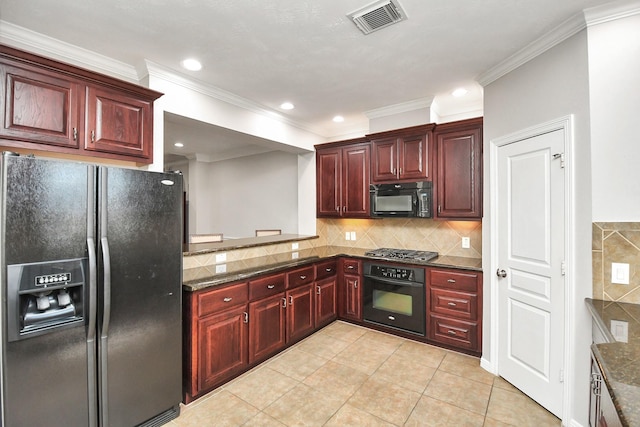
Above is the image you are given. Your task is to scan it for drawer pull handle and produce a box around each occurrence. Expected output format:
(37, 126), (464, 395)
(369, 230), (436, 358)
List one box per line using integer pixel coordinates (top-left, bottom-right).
(447, 279), (456, 283)
(347, 265), (355, 269)
(267, 284), (275, 289)
(243, 312), (248, 323)
(300, 275), (307, 280)
(223, 297), (232, 302)
(447, 302), (457, 307)
(447, 330), (457, 335)
(325, 268), (333, 272)
(317, 286), (321, 295)
(289, 295), (293, 305)
(282, 297), (287, 308)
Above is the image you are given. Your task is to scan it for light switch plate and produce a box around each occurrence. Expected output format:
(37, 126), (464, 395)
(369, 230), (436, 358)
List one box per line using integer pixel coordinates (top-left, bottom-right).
(291, 243), (299, 250)
(350, 231), (356, 240)
(215, 264), (227, 274)
(611, 262), (630, 285)
(345, 232), (351, 241)
(611, 319), (628, 343)
(215, 253), (227, 263)
(462, 237), (470, 249)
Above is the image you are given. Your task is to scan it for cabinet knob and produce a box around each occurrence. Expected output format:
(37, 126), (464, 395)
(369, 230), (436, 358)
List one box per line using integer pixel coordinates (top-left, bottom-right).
(243, 312), (248, 323)
(289, 295), (293, 305)
(91, 130), (95, 143)
(316, 285), (321, 295)
(354, 281), (358, 289)
(73, 127), (78, 141)
(282, 297), (287, 308)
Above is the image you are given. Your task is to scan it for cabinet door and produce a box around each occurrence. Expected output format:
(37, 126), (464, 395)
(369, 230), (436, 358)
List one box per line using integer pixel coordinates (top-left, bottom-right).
(435, 125), (482, 219)
(342, 144), (370, 217)
(371, 138), (397, 183)
(399, 132), (430, 181)
(0, 63), (81, 148)
(342, 274), (362, 321)
(286, 284), (315, 343)
(316, 148), (342, 217)
(197, 305), (248, 392)
(85, 85), (153, 160)
(315, 277), (337, 328)
(248, 293), (286, 363)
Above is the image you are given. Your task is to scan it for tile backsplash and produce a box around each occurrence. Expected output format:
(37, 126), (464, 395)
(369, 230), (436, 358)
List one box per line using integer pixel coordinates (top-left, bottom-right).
(316, 218), (482, 258)
(593, 222), (640, 303)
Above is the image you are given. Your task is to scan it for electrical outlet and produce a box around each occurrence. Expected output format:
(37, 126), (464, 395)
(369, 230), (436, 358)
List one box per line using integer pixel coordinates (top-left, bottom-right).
(215, 253), (227, 263)
(291, 252), (299, 259)
(291, 243), (299, 250)
(350, 231), (356, 240)
(611, 320), (628, 343)
(215, 264), (227, 274)
(611, 263), (630, 285)
(345, 232), (351, 241)
(462, 237), (470, 249)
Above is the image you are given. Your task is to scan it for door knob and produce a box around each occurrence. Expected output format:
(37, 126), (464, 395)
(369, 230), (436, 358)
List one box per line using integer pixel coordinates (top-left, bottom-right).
(496, 269), (507, 278)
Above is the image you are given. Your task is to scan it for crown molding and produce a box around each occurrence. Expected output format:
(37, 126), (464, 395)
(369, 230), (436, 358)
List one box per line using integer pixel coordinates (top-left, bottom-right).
(364, 97), (433, 119)
(477, 12), (586, 87)
(583, 0), (640, 26)
(0, 20), (139, 83)
(477, 0), (640, 87)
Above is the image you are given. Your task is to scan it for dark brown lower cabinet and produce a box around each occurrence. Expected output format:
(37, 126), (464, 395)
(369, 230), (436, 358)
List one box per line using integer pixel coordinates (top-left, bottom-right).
(342, 274), (362, 321)
(315, 276), (337, 328)
(197, 305), (248, 392)
(286, 284), (315, 343)
(248, 293), (286, 364)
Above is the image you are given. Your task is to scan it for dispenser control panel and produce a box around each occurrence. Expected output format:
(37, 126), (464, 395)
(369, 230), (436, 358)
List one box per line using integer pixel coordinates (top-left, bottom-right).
(35, 273), (71, 286)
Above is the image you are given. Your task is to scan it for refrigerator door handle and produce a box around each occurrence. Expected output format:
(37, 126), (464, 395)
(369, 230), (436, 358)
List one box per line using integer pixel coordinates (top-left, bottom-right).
(99, 235), (111, 426)
(87, 237), (98, 427)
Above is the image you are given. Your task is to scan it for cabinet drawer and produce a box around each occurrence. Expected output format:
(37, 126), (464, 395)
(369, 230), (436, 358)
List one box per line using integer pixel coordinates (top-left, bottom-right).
(287, 266), (315, 289)
(430, 288), (477, 320)
(430, 269), (478, 292)
(249, 273), (286, 300)
(315, 260), (337, 281)
(197, 282), (248, 317)
(343, 259), (360, 275)
(429, 314), (479, 351)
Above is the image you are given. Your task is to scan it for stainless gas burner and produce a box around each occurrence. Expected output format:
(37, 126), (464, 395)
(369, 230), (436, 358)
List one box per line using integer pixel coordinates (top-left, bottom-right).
(364, 248), (438, 262)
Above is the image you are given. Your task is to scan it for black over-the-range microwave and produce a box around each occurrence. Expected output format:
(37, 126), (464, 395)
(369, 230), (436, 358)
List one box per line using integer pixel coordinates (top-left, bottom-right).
(370, 181), (432, 218)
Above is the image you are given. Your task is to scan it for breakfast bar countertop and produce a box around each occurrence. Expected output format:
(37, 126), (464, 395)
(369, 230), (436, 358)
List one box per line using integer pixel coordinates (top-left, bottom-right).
(586, 298), (640, 427)
(183, 245), (482, 292)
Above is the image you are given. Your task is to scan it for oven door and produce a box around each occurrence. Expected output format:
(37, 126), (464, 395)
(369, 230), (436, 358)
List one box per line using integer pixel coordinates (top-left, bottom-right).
(363, 275), (425, 336)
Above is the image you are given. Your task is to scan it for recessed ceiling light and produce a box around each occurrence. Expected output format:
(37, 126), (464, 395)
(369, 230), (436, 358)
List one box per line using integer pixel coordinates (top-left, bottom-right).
(181, 58), (202, 71)
(333, 115), (345, 123)
(452, 88), (468, 97)
(280, 102), (295, 110)
(174, 142), (184, 148)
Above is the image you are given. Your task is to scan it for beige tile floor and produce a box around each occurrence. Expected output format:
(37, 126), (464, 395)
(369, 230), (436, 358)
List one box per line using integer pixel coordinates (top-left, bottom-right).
(169, 321), (561, 427)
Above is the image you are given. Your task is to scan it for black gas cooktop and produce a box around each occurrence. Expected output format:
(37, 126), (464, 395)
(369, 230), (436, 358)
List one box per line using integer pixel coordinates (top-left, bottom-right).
(364, 248), (438, 262)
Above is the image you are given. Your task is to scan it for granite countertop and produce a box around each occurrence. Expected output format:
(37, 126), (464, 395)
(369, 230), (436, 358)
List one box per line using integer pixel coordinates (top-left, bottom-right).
(183, 245), (482, 292)
(586, 298), (640, 427)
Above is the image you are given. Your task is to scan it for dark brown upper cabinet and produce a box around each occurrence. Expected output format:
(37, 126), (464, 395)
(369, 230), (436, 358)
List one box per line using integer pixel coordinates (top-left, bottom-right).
(368, 124), (434, 184)
(433, 118), (483, 220)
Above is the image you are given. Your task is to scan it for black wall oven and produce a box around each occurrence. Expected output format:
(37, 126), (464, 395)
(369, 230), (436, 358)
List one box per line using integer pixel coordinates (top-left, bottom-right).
(363, 262), (426, 336)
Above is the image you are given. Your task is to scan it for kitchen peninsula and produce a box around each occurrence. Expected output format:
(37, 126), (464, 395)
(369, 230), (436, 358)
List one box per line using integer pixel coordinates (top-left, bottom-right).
(182, 237), (482, 403)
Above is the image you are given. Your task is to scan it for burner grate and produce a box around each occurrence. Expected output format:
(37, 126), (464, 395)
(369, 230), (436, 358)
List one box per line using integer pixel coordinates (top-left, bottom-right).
(364, 248), (438, 262)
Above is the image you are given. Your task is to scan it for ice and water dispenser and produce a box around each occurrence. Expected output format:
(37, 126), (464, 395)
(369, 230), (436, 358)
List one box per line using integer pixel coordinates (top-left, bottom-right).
(6, 258), (86, 341)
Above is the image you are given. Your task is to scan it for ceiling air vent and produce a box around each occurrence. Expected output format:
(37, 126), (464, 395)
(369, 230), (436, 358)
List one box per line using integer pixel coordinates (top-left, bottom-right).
(348, 0), (407, 35)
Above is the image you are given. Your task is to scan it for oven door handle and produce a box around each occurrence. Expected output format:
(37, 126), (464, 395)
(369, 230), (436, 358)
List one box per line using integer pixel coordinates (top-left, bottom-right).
(363, 275), (423, 287)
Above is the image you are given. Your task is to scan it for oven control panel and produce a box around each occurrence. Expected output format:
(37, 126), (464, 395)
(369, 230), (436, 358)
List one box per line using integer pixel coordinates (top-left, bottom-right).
(369, 265), (415, 281)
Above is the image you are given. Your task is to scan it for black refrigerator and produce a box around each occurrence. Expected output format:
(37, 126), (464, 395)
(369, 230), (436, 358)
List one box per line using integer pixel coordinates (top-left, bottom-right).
(0, 152), (183, 426)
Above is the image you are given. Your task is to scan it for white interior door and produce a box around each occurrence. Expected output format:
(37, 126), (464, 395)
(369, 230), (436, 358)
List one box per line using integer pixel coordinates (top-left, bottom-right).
(496, 129), (565, 418)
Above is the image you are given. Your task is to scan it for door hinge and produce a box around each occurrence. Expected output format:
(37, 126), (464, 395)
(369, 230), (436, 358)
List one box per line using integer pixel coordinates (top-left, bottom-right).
(559, 369), (564, 382)
(561, 260), (566, 276)
(553, 152), (565, 168)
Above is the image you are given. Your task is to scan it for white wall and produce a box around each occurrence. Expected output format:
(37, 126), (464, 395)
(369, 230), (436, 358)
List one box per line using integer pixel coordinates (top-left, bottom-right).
(589, 13), (640, 221)
(190, 151), (298, 238)
(482, 30), (593, 425)
(146, 70), (323, 236)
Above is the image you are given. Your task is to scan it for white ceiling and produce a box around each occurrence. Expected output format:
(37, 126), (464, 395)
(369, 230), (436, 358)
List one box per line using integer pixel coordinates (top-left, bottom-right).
(0, 0), (616, 162)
